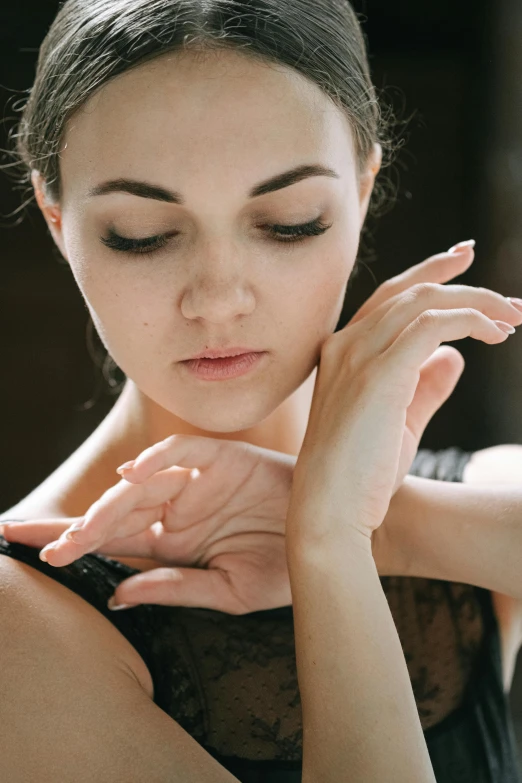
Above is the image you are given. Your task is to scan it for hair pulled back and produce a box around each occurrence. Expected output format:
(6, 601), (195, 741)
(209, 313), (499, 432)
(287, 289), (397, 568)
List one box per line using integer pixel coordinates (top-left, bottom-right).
(2, 0), (398, 401)
(8, 0), (392, 208)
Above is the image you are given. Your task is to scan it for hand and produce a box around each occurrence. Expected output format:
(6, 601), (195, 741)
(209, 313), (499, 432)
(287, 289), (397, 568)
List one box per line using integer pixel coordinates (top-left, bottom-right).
(1, 241), (494, 612)
(348, 241), (475, 492)
(2, 437), (296, 613)
(0, 432), (413, 611)
(287, 250), (522, 548)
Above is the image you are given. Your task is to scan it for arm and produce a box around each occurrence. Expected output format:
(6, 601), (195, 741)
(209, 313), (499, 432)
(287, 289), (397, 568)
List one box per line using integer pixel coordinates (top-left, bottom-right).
(287, 521), (436, 783)
(385, 470), (522, 598)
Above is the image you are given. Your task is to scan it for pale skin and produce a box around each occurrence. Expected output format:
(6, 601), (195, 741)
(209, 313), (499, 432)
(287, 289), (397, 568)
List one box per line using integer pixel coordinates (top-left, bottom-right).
(3, 46), (522, 780)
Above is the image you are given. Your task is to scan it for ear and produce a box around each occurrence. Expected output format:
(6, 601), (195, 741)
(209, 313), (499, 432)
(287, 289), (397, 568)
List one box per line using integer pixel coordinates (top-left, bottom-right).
(31, 170), (69, 261)
(358, 143), (382, 229)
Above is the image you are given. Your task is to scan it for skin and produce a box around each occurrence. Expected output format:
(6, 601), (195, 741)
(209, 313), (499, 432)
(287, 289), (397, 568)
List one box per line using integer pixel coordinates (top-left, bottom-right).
(22, 44), (522, 694)
(32, 46), (380, 452)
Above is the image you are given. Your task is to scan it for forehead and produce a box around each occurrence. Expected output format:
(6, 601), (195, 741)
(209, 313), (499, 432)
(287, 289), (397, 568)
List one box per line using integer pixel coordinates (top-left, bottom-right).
(60, 48), (356, 203)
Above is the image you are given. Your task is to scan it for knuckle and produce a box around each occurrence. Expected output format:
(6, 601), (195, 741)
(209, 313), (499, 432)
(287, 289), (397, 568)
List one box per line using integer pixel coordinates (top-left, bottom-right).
(341, 346), (363, 376)
(321, 334), (341, 361)
(414, 308), (439, 328)
(334, 335), (362, 374)
(164, 568), (184, 583)
(462, 307), (483, 319)
(377, 277), (396, 293)
(409, 282), (442, 300)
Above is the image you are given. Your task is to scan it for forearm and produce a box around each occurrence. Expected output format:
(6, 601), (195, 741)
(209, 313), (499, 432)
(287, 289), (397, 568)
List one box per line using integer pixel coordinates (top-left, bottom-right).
(286, 520), (435, 783)
(388, 474), (522, 597)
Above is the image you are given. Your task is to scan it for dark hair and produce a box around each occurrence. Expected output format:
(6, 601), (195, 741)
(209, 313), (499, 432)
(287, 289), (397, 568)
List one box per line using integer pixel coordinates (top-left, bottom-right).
(7, 0), (393, 206)
(2, 0), (397, 402)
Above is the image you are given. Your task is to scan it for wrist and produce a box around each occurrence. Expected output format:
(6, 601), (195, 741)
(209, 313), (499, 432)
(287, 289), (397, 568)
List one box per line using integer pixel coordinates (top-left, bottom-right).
(286, 502), (374, 562)
(286, 530), (376, 583)
(372, 477), (425, 577)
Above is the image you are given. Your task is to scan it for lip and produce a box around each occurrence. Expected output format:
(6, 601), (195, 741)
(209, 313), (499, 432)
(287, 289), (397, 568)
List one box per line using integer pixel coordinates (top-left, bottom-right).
(182, 347), (262, 361)
(180, 351), (267, 381)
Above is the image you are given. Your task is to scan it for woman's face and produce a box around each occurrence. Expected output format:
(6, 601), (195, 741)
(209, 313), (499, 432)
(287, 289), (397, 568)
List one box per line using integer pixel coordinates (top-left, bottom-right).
(33, 48), (380, 433)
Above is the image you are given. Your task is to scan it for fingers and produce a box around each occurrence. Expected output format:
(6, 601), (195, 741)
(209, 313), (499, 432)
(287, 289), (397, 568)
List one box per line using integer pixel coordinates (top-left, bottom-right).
(350, 240), (476, 325)
(379, 308), (515, 401)
(31, 469), (193, 566)
(9, 435), (235, 567)
(116, 433), (231, 484)
(1, 519), (80, 548)
(107, 566), (245, 614)
(405, 346), (465, 442)
(3, 516), (192, 567)
(38, 511), (168, 566)
(349, 282), (522, 357)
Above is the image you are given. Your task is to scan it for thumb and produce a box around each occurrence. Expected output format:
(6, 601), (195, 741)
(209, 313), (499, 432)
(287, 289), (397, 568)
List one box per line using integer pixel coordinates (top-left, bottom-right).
(406, 345), (465, 441)
(108, 566), (241, 614)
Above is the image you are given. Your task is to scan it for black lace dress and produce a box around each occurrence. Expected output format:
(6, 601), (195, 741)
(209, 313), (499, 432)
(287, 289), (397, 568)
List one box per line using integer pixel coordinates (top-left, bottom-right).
(0, 448), (520, 782)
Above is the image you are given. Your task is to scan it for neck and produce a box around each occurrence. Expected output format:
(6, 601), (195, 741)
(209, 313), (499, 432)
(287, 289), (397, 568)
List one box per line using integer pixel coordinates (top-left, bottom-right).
(107, 371), (317, 458)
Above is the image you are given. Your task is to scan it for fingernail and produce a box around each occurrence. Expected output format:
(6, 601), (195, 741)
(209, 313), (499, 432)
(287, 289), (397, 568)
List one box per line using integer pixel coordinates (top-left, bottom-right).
(507, 297), (522, 312)
(494, 320), (516, 334)
(39, 542), (59, 562)
(116, 460), (136, 475)
(65, 525), (85, 542)
(448, 239), (476, 254)
(107, 596), (133, 611)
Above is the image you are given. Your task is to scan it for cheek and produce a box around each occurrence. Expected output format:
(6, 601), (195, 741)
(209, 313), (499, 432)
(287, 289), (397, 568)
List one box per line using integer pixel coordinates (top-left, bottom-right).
(291, 240), (357, 335)
(76, 266), (168, 361)
(305, 266), (350, 336)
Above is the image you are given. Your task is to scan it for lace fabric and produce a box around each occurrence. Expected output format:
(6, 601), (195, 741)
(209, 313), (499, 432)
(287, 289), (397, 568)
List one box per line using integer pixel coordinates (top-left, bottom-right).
(0, 447), (520, 781)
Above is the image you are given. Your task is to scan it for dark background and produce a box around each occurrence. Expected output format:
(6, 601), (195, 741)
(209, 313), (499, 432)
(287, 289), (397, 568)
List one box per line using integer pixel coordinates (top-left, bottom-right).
(2, 0), (522, 763)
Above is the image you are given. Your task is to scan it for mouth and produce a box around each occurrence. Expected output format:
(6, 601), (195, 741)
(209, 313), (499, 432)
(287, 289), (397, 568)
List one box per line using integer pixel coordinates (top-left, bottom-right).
(179, 351), (268, 381)
(182, 347), (263, 361)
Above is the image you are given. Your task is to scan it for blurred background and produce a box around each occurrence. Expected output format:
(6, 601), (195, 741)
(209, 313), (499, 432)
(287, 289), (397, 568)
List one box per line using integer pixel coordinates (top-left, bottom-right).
(1, 0), (522, 764)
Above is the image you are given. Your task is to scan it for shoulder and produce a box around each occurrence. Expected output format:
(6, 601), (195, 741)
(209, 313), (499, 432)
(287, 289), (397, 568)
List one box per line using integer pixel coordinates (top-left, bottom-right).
(0, 493), (66, 523)
(1, 446), (120, 522)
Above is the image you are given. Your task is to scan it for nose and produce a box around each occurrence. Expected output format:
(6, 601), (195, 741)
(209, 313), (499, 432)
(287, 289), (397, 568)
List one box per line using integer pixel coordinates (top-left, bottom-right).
(180, 245), (256, 323)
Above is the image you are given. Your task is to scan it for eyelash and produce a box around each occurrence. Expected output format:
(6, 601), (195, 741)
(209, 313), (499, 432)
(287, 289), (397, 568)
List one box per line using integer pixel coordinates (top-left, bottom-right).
(100, 218), (332, 256)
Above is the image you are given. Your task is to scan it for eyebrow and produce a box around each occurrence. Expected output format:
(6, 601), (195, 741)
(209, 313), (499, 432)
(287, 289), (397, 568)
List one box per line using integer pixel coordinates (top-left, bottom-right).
(86, 164), (340, 203)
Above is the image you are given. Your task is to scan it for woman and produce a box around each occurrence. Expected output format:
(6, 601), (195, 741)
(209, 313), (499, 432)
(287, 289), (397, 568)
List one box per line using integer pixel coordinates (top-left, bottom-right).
(2, 0), (522, 780)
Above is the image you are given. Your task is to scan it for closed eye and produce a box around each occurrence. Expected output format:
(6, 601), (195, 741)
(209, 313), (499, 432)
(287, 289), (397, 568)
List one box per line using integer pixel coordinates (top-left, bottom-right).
(100, 218), (332, 257)
(264, 218), (332, 241)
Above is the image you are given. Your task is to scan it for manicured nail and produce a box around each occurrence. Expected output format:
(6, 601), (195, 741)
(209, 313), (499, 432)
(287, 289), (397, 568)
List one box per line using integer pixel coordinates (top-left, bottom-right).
(494, 320), (516, 334)
(507, 297), (522, 312)
(65, 525), (85, 542)
(448, 239), (476, 254)
(107, 595), (133, 611)
(39, 542), (59, 562)
(116, 460), (135, 475)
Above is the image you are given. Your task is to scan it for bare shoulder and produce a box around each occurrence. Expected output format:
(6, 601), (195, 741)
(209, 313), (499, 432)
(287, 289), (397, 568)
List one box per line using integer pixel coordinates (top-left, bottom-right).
(0, 550), (155, 698)
(1, 418), (135, 522)
(0, 479), (82, 526)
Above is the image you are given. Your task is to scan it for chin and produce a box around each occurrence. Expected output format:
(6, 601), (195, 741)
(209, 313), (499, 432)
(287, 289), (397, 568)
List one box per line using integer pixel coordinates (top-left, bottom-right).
(181, 408), (272, 435)
(168, 391), (281, 435)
